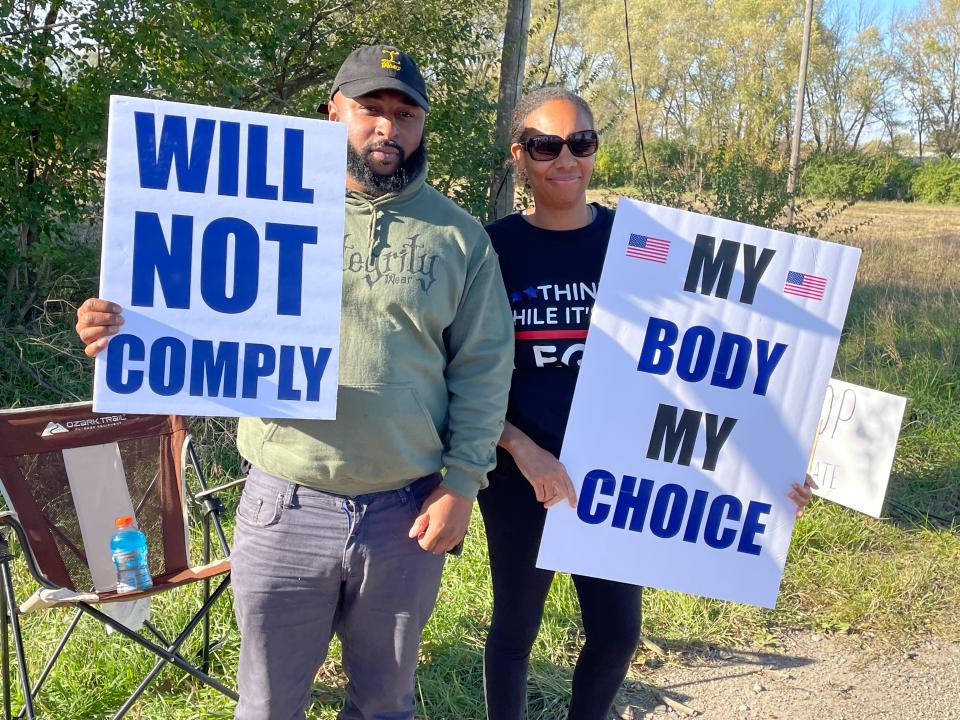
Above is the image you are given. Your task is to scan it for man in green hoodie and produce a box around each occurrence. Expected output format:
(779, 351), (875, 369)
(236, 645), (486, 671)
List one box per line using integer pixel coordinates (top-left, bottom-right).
(75, 45), (513, 720)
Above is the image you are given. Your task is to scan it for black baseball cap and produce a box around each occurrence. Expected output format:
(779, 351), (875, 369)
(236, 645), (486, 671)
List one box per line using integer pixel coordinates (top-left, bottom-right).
(328, 45), (429, 112)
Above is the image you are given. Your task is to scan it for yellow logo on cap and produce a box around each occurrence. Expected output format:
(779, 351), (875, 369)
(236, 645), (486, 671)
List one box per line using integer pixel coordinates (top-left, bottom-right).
(381, 49), (401, 71)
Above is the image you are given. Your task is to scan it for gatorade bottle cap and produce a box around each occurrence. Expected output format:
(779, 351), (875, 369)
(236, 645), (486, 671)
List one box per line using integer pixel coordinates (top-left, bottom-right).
(115, 515), (134, 528)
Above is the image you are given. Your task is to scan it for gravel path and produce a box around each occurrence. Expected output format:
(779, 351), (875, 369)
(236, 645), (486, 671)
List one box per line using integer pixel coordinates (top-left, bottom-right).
(614, 632), (960, 719)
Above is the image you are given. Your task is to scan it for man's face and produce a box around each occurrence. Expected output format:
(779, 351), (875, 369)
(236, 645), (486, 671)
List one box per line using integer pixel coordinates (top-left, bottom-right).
(329, 89), (426, 191)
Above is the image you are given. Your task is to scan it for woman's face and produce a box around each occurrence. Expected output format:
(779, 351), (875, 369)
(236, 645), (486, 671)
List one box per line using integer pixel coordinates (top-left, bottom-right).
(511, 99), (595, 210)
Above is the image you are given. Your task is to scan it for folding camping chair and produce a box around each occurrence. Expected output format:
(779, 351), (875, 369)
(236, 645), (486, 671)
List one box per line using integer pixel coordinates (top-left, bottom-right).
(0, 401), (239, 719)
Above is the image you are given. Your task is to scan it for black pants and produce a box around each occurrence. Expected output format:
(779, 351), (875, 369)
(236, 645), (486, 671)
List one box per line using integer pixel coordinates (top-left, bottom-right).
(478, 456), (643, 720)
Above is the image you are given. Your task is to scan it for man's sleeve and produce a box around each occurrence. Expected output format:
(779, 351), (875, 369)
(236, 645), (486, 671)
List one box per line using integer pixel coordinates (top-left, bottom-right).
(440, 239), (514, 499)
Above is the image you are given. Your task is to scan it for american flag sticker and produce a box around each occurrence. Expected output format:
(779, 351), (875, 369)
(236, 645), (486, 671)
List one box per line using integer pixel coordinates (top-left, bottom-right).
(783, 270), (827, 301)
(626, 233), (670, 263)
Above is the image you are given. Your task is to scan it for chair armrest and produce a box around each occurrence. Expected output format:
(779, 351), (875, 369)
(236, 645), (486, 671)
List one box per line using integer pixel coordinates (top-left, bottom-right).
(0, 511), (67, 592)
(194, 476), (246, 500)
(182, 435), (246, 502)
(21, 587), (100, 614)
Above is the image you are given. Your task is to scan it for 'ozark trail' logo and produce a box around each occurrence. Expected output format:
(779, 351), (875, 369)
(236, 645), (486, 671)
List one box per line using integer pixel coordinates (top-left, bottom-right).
(41, 415), (128, 438)
(344, 235), (439, 293)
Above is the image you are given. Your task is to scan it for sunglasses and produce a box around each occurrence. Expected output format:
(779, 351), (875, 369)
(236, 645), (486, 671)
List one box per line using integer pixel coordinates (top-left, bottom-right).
(520, 130), (600, 161)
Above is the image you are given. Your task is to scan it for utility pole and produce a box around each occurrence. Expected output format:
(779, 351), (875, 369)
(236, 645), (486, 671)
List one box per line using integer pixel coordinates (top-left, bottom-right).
(489, 0), (532, 221)
(786, 0), (815, 227)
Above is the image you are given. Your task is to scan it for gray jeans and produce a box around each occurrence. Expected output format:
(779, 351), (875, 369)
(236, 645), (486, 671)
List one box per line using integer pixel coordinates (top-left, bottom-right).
(231, 466), (445, 720)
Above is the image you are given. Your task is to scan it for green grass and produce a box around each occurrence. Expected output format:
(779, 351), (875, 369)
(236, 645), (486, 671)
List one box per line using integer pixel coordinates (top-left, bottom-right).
(1, 200), (958, 718)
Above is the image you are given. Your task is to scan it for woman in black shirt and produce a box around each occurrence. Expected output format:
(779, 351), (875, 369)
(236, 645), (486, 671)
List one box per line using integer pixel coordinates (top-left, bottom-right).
(478, 87), (816, 720)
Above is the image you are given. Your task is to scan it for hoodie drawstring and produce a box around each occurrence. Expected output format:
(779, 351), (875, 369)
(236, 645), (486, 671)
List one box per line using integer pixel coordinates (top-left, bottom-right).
(367, 206), (378, 259)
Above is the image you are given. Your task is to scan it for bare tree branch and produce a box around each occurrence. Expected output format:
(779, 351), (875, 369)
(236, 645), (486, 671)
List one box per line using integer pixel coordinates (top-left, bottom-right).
(0, 338), (78, 400)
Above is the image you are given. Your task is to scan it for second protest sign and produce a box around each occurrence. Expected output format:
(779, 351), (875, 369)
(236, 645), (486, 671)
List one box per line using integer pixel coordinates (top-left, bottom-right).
(537, 199), (861, 607)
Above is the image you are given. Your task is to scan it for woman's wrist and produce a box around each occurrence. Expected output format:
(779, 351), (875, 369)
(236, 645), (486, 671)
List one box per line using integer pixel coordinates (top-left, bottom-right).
(498, 423), (529, 456)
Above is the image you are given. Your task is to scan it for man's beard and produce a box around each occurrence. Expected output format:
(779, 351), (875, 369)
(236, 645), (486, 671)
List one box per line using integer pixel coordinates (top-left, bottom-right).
(347, 138), (427, 196)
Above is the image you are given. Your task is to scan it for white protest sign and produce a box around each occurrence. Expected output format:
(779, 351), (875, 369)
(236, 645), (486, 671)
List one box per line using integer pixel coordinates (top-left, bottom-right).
(811, 379), (906, 518)
(94, 96), (347, 418)
(537, 199), (861, 608)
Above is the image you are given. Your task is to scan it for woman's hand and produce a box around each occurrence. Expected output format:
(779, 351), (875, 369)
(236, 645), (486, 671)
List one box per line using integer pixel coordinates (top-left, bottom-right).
(500, 422), (577, 508)
(788, 474), (818, 517)
(513, 439), (577, 508)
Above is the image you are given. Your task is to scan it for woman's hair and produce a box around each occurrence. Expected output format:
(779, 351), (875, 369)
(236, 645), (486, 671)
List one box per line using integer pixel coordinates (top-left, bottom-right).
(509, 86), (595, 145)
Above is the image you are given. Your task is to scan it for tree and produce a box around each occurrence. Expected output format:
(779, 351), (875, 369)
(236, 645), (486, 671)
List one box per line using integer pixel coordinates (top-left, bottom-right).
(522, 0), (808, 152)
(0, 0), (501, 405)
(897, 0), (960, 157)
(805, 5), (896, 152)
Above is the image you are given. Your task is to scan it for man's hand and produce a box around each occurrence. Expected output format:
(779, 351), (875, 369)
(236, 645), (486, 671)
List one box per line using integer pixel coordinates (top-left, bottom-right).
(510, 436), (577, 509)
(789, 474), (818, 518)
(75, 298), (124, 357)
(407, 485), (473, 554)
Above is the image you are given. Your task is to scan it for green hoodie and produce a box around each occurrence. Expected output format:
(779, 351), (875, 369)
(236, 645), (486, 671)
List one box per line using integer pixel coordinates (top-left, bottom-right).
(236, 170), (513, 499)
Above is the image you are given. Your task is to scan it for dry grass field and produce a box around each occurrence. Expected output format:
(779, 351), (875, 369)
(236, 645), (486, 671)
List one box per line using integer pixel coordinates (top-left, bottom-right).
(827, 201), (960, 286)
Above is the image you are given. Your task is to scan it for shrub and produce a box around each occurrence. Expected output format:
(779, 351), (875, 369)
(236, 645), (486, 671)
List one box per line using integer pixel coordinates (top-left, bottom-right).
(800, 151), (876, 200)
(799, 150), (917, 201)
(910, 159), (960, 204)
(700, 143), (791, 228)
(593, 140), (639, 187)
(593, 137), (705, 192)
(875, 152), (917, 201)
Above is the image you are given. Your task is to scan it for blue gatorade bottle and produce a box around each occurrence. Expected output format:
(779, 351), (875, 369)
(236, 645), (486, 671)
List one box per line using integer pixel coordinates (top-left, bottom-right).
(110, 515), (153, 593)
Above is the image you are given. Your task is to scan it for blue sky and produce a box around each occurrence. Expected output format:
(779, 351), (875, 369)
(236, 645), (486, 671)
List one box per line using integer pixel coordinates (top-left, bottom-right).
(864, 0), (924, 23)
(879, 0), (922, 12)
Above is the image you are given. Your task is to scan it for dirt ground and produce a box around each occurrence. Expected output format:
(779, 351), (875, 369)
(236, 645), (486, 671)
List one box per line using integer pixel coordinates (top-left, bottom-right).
(614, 632), (960, 719)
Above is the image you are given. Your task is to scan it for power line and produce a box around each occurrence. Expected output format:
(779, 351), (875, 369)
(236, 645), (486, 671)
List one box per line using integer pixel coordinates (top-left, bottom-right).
(622, 0), (654, 196)
(541, 0), (561, 87)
